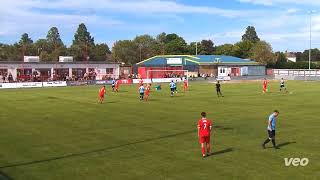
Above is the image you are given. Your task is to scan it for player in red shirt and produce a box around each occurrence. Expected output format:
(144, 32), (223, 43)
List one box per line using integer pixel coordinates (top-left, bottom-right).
(98, 86), (106, 104)
(145, 83), (151, 101)
(197, 112), (212, 157)
(139, 78), (143, 87)
(263, 78), (268, 93)
(183, 78), (188, 92)
(115, 80), (120, 92)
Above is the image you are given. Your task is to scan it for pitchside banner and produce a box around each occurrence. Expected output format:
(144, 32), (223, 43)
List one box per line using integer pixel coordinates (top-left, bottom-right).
(43, 81), (67, 87)
(95, 79), (132, 85)
(132, 78), (182, 84)
(0, 81), (67, 89)
(0, 82), (43, 89)
(95, 80), (113, 85)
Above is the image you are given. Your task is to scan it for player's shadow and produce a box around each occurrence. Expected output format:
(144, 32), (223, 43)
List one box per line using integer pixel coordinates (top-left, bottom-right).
(115, 91), (128, 93)
(277, 141), (296, 148)
(208, 148), (233, 157)
(170, 95), (183, 98)
(147, 99), (160, 102)
(107, 101), (117, 104)
(0, 171), (13, 180)
(214, 125), (234, 131)
(0, 130), (196, 169)
(266, 141), (296, 149)
(47, 96), (59, 100)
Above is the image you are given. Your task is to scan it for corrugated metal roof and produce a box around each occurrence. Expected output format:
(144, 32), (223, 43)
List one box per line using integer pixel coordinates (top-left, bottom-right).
(137, 55), (260, 66)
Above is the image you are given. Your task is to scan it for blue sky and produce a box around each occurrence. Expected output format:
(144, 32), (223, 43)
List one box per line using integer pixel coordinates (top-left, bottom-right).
(1, 0), (320, 52)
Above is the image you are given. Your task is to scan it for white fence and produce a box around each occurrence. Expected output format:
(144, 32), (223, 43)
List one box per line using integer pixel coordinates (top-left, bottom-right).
(274, 69), (320, 76)
(0, 81), (67, 89)
(273, 69), (320, 80)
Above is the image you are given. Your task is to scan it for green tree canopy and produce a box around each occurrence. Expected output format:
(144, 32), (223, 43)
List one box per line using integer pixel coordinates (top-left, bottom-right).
(112, 40), (138, 64)
(301, 48), (320, 62)
(232, 40), (254, 59)
(199, 40), (215, 55)
(18, 33), (35, 56)
(71, 23), (95, 61)
(0, 43), (20, 61)
(133, 34), (158, 61)
(163, 33), (187, 54)
(34, 39), (49, 55)
(215, 44), (236, 56)
(242, 26), (260, 43)
(46, 27), (64, 50)
(250, 41), (276, 65)
(92, 43), (111, 61)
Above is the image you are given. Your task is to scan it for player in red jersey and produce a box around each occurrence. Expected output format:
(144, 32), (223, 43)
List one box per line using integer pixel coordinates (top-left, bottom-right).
(115, 80), (120, 92)
(183, 78), (188, 92)
(98, 86), (106, 104)
(139, 78), (143, 87)
(263, 78), (268, 93)
(197, 112), (212, 157)
(145, 83), (151, 101)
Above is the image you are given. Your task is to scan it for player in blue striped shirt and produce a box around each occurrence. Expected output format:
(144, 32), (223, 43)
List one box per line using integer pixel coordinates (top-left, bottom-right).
(262, 110), (280, 149)
(170, 80), (175, 96)
(139, 85), (145, 101)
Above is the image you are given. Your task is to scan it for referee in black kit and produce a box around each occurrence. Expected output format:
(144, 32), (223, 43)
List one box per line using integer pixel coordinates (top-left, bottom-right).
(216, 81), (224, 97)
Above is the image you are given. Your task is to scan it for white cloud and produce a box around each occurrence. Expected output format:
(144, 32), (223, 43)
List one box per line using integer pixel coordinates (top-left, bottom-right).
(238, 0), (320, 6)
(2, 0), (255, 18)
(1, 0), (320, 51)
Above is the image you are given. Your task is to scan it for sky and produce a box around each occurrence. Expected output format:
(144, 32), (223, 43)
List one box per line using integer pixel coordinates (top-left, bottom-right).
(1, 0), (320, 52)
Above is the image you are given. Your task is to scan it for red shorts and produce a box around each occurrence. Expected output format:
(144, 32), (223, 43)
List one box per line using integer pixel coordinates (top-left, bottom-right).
(100, 94), (104, 98)
(199, 136), (210, 143)
(145, 91), (149, 96)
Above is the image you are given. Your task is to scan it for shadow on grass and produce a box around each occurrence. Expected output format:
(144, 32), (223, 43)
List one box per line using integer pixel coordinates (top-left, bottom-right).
(113, 91), (128, 93)
(0, 171), (13, 180)
(47, 96), (60, 100)
(0, 130), (196, 169)
(277, 141), (296, 148)
(208, 148), (233, 157)
(265, 141), (296, 149)
(214, 125), (234, 131)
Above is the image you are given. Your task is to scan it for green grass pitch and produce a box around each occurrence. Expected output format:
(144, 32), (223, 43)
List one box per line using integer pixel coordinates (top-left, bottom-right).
(0, 81), (319, 180)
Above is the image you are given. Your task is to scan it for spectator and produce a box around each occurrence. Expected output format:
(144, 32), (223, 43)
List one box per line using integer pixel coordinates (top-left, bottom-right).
(93, 71), (97, 81)
(8, 73), (13, 82)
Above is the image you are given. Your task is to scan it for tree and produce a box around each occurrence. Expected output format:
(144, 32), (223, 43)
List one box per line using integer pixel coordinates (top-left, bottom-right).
(19, 33), (35, 57)
(199, 40), (215, 55)
(46, 27), (64, 51)
(112, 40), (139, 64)
(187, 42), (200, 55)
(242, 26), (260, 43)
(154, 32), (167, 55)
(250, 41), (276, 65)
(234, 40), (254, 59)
(92, 43), (111, 61)
(301, 48), (320, 62)
(34, 39), (49, 56)
(215, 44), (235, 56)
(46, 27), (65, 61)
(296, 52), (303, 62)
(275, 52), (287, 63)
(133, 34), (158, 61)
(39, 51), (50, 61)
(0, 43), (20, 61)
(163, 33), (187, 54)
(71, 23), (95, 61)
